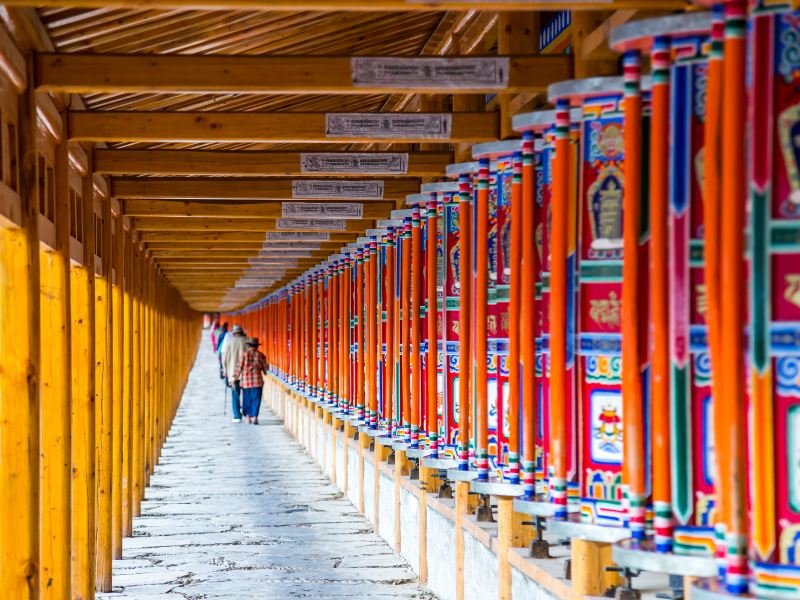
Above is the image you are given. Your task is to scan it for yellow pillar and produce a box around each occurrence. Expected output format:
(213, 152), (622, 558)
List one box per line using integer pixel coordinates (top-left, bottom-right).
(112, 212), (124, 557)
(71, 173), (96, 600)
(121, 227), (133, 536)
(131, 242), (143, 517)
(39, 123), (72, 600)
(1, 62), (41, 598)
(95, 184), (114, 592)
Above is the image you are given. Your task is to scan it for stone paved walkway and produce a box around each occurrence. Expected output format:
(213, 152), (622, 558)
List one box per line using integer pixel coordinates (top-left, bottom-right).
(99, 339), (433, 600)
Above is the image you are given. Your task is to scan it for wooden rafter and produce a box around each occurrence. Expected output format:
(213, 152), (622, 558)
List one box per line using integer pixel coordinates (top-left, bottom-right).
(111, 177), (418, 200)
(122, 200), (395, 220)
(13, 1), (692, 10)
(36, 53), (571, 95)
(93, 149), (451, 177)
(68, 110), (499, 144)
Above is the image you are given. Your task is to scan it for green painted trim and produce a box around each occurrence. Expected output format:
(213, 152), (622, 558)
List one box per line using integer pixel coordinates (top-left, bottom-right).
(670, 365), (692, 524)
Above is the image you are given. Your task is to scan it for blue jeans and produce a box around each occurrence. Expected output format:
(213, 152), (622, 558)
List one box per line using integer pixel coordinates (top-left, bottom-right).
(230, 380), (242, 419)
(242, 386), (263, 418)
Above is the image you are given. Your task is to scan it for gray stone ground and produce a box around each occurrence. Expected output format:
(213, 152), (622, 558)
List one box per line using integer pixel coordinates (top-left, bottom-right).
(98, 338), (435, 600)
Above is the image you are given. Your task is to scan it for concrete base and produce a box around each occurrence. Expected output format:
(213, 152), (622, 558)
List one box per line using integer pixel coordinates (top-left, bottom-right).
(267, 381), (578, 600)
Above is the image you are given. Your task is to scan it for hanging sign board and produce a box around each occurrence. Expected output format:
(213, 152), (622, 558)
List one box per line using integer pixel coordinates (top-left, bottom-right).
(257, 249), (312, 258)
(265, 231), (330, 241)
(300, 152), (409, 175)
(351, 57), (510, 89)
(326, 113), (452, 139)
(276, 218), (347, 231)
(291, 180), (384, 199)
(281, 202), (364, 219)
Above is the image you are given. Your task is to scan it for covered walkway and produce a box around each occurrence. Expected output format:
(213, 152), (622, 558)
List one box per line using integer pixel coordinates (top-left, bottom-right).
(1, 2), (798, 600)
(98, 341), (429, 600)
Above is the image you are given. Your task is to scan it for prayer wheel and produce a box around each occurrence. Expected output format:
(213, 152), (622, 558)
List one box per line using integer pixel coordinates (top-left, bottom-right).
(545, 74), (652, 535)
(609, 12), (719, 574)
(444, 161), (478, 474)
(421, 182), (461, 460)
(472, 140), (524, 484)
(512, 109), (573, 511)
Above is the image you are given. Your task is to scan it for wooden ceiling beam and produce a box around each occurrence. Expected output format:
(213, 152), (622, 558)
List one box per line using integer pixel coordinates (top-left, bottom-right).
(112, 177), (416, 200)
(67, 111), (499, 144)
(123, 199), (394, 219)
(94, 149), (451, 177)
(4, 1), (693, 11)
(138, 231), (355, 242)
(132, 217), (374, 232)
(37, 53), (570, 95)
(145, 241), (343, 250)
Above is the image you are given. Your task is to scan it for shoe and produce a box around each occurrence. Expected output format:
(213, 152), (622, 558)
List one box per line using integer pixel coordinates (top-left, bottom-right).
(252, 418), (259, 425)
(244, 416), (251, 424)
(232, 418), (241, 423)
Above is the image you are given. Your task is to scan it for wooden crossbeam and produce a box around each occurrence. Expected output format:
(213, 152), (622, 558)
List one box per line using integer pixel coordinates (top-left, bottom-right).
(145, 241), (343, 250)
(94, 149), (450, 177)
(1, 1), (693, 11)
(124, 199), (393, 220)
(68, 111), (499, 144)
(112, 178), (415, 200)
(139, 231), (355, 242)
(133, 217), (373, 232)
(37, 53), (570, 95)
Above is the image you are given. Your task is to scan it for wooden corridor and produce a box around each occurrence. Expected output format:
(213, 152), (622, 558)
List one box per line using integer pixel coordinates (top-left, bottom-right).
(1, 2), (798, 600)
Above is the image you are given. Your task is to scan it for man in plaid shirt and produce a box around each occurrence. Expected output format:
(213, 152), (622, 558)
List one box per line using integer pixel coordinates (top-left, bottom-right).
(233, 337), (268, 424)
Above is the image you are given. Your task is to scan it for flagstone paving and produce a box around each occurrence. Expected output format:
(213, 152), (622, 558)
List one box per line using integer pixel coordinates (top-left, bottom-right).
(98, 339), (434, 600)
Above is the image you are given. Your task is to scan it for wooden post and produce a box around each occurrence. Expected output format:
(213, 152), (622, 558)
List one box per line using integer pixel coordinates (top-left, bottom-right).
(71, 157), (97, 600)
(497, 12), (540, 139)
(1, 56), (41, 600)
(454, 481), (469, 600)
(497, 497), (514, 600)
(120, 227), (134, 537)
(358, 431), (369, 513)
(95, 166), (114, 592)
(112, 211), (125, 556)
(418, 465), (438, 586)
(130, 239), (142, 517)
(39, 114), (72, 600)
(571, 539), (617, 596)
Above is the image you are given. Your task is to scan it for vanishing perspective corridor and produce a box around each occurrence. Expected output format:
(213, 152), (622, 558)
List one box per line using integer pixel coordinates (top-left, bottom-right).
(98, 341), (432, 600)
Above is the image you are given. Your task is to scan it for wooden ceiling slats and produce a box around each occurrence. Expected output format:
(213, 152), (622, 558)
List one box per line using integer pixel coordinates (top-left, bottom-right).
(26, 3), (549, 306)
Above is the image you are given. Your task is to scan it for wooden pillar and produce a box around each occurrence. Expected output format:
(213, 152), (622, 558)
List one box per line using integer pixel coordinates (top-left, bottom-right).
(39, 114), (72, 600)
(1, 55), (41, 600)
(497, 12), (540, 139)
(418, 465), (438, 586)
(130, 240), (142, 517)
(454, 481), (469, 600)
(112, 211), (125, 556)
(120, 226), (134, 537)
(571, 539), (618, 596)
(95, 171), (114, 592)
(71, 153), (97, 600)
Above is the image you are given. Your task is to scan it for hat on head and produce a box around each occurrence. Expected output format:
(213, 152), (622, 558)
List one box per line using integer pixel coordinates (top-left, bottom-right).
(231, 324), (244, 334)
(245, 337), (260, 347)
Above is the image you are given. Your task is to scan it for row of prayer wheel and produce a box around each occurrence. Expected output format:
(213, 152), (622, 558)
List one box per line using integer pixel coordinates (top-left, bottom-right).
(230, 2), (800, 597)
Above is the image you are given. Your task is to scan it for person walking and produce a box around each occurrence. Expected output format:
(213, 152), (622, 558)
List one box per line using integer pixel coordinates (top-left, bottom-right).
(234, 337), (268, 425)
(214, 322), (229, 379)
(222, 324), (246, 422)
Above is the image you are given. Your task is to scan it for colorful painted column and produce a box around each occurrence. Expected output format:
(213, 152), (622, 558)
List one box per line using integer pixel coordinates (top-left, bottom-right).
(747, 1), (800, 596)
(472, 141), (524, 484)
